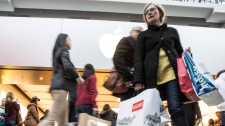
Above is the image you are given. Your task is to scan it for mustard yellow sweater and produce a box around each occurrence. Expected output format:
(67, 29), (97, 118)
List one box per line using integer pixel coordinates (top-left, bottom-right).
(157, 48), (176, 85)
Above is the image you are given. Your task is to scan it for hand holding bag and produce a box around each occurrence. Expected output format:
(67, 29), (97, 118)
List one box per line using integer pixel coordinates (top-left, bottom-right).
(117, 89), (171, 126)
(103, 67), (128, 93)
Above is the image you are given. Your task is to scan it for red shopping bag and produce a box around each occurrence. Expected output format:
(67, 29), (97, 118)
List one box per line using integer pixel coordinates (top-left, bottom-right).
(177, 58), (200, 101)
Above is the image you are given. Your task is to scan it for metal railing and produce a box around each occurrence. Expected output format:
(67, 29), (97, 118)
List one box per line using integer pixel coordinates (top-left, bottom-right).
(170, 0), (225, 4)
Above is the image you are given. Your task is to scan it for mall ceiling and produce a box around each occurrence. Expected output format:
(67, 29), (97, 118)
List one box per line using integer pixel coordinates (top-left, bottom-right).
(0, 0), (225, 23)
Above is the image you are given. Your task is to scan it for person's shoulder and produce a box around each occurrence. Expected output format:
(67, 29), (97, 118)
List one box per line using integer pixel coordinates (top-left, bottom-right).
(120, 37), (131, 42)
(120, 37), (129, 41)
(117, 37), (131, 45)
(167, 26), (178, 33)
(60, 48), (69, 57)
(61, 47), (69, 54)
(138, 30), (148, 38)
(12, 101), (18, 105)
(27, 103), (37, 109)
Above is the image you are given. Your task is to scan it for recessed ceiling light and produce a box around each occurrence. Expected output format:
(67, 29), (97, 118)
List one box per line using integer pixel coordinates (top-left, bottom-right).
(1, 76), (4, 79)
(40, 77), (43, 80)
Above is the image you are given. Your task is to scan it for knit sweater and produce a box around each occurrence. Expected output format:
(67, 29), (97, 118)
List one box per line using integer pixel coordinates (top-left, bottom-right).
(5, 102), (20, 121)
(157, 48), (176, 85)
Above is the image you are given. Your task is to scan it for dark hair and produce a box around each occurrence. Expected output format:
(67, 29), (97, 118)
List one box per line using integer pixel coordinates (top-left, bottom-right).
(103, 104), (111, 111)
(53, 33), (68, 61)
(82, 64), (95, 80)
(31, 100), (38, 105)
(216, 69), (225, 78)
(208, 119), (214, 124)
(45, 109), (50, 113)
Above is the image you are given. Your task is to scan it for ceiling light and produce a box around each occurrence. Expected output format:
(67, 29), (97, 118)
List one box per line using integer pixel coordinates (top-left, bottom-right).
(39, 77), (43, 80)
(1, 76), (4, 79)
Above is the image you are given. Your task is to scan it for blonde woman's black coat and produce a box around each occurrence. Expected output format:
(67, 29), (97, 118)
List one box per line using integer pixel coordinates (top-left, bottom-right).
(134, 24), (183, 89)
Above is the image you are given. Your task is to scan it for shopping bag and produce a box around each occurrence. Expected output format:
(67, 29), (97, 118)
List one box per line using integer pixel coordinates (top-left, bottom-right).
(117, 89), (171, 126)
(78, 113), (111, 126)
(177, 58), (200, 101)
(183, 52), (224, 106)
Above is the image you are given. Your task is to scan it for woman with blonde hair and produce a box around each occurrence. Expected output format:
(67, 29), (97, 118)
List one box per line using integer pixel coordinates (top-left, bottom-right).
(5, 92), (20, 126)
(134, 3), (189, 126)
(0, 98), (7, 126)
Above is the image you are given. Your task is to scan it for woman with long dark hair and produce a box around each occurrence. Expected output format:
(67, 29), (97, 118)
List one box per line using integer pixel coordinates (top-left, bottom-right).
(75, 64), (98, 120)
(38, 33), (83, 126)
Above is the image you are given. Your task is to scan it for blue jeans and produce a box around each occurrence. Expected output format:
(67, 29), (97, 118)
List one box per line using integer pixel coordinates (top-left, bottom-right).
(69, 91), (77, 122)
(5, 120), (16, 126)
(157, 80), (189, 126)
(221, 111), (225, 126)
(75, 104), (92, 122)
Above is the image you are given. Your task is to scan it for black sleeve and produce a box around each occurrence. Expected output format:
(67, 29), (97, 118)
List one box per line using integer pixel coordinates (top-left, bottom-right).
(133, 33), (146, 85)
(113, 37), (132, 82)
(61, 50), (79, 79)
(173, 28), (184, 57)
(193, 102), (202, 119)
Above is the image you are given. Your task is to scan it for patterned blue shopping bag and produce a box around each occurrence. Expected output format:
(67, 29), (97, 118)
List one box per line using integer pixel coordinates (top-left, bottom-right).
(183, 52), (224, 106)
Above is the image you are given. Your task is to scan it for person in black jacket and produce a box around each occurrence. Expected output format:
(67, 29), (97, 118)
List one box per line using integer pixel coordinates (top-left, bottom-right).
(134, 3), (189, 126)
(38, 33), (84, 126)
(99, 104), (117, 126)
(183, 102), (202, 126)
(113, 26), (143, 101)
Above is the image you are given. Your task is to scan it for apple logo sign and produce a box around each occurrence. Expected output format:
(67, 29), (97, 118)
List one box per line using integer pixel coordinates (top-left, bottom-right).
(99, 27), (125, 58)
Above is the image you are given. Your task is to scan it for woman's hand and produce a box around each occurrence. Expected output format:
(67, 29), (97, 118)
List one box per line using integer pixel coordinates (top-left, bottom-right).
(134, 83), (145, 91)
(92, 108), (98, 117)
(79, 77), (85, 84)
(77, 76), (85, 84)
(182, 47), (192, 55)
(124, 81), (132, 87)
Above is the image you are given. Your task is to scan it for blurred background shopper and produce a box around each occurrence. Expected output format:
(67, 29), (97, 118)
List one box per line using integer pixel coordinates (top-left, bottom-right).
(99, 104), (117, 126)
(38, 33), (84, 126)
(5, 92), (20, 126)
(75, 64), (98, 122)
(113, 26), (143, 101)
(215, 70), (225, 126)
(24, 96), (40, 126)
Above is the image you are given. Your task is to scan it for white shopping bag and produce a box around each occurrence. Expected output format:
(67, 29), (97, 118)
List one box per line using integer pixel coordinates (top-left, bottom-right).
(78, 113), (111, 126)
(117, 89), (171, 126)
